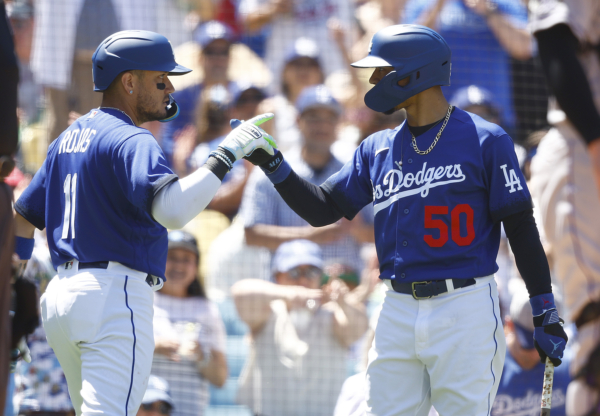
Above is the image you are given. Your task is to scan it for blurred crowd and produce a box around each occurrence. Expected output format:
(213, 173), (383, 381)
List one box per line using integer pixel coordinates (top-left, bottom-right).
(2, 0), (599, 415)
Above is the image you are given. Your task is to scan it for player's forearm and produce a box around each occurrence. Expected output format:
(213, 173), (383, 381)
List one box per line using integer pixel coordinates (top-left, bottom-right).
(503, 209), (552, 297)
(14, 213), (35, 239)
(151, 166), (221, 229)
(535, 24), (600, 145)
(271, 167), (344, 227)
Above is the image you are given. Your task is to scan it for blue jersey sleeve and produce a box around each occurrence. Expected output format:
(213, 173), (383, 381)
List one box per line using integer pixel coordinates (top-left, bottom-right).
(321, 142), (374, 220)
(114, 133), (178, 215)
(482, 133), (532, 223)
(14, 158), (48, 230)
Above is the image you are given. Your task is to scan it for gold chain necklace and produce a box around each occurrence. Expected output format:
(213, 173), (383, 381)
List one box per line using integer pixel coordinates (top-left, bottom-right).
(411, 105), (453, 155)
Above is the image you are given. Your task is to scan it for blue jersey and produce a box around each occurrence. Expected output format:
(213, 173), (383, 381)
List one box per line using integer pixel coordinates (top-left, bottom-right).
(323, 108), (531, 282)
(15, 108), (178, 278)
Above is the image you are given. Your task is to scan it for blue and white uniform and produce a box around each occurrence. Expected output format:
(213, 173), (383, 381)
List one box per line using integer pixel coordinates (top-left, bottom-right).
(320, 108), (531, 416)
(15, 108), (177, 416)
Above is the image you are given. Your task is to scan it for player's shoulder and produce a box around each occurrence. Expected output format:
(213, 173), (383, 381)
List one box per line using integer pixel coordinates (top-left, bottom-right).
(359, 123), (404, 158)
(80, 109), (154, 146)
(453, 108), (511, 147)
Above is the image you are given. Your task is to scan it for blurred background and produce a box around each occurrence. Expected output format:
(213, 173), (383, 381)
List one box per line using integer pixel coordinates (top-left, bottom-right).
(3, 0), (592, 415)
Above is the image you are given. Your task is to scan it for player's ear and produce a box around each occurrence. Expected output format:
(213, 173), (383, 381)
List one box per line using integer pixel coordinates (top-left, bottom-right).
(121, 72), (135, 96)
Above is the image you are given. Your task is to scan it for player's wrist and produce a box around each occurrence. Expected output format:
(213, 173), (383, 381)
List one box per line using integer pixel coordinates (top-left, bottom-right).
(529, 293), (556, 318)
(260, 151), (291, 184)
(205, 148), (235, 181)
(15, 236), (35, 261)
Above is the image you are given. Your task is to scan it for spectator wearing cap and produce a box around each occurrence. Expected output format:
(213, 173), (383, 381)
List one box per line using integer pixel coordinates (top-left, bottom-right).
(232, 239), (369, 416)
(151, 230), (227, 416)
(237, 0), (354, 96)
(450, 85), (501, 126)
(160, 20), (240, 166)
(137, 375), (175, 416)
(258, 38), (325, 152)
(241, 84), (374, 273)
(491, 288), (571, 416)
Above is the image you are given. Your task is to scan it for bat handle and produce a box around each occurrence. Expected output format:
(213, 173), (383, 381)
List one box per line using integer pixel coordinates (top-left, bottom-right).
(540, 357), (555, 416)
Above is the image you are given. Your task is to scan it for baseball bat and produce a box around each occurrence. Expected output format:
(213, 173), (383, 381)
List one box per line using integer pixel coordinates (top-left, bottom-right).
(540, 357), (555, 416)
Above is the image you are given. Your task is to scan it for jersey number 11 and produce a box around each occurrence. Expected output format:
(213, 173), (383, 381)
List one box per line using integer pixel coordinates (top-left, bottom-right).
(62, 173), (77, 239)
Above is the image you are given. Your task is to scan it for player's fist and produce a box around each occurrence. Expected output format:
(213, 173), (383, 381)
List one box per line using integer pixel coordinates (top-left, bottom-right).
(530, 293), (568, 366)
(217, 113), (277, 165)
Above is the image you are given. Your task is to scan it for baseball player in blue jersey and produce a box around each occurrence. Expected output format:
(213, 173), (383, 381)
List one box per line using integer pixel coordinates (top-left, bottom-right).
(239, 25), (570, 415)
(12, 30), (276, 416)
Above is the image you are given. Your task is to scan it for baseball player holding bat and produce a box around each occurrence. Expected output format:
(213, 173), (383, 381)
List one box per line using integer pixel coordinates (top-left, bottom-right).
(12, 30), (275, 416)
(240, 25), (569, 415)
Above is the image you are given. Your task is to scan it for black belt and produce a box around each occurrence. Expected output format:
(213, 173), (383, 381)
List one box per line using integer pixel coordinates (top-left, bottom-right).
(71, 261), (156, 288)
(78, 261), (109, 270)
(390, 278), (476, 299)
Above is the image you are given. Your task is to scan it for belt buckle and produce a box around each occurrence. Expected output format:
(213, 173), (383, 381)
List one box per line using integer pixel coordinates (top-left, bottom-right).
(411, 281), (432, 300)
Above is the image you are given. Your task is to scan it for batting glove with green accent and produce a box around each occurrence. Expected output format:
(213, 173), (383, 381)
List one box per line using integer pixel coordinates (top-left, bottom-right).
(218, 113), (277, 166)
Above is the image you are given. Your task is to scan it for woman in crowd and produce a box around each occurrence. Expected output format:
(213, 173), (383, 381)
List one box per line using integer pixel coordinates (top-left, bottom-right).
(152, 230), (227, 416)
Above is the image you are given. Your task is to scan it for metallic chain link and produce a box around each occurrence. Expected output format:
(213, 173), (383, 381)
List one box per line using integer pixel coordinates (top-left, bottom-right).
(411, 105), (453, 156)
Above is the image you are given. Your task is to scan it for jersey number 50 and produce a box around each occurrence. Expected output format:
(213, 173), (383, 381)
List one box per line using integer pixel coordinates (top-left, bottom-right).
(424, 204), (475, 247)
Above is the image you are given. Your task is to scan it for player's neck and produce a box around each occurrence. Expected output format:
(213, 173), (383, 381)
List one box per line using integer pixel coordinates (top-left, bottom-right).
(404, 87), (450, 127)
(100, 94), (141, 126)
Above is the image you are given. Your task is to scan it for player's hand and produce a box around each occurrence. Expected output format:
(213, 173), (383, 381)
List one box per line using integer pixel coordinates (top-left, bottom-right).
(530, 293), (568, 366)
(217, 114), (277, 165)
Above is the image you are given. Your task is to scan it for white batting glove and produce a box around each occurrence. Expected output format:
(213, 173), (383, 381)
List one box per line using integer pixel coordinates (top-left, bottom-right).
(217, 113), (277, 166)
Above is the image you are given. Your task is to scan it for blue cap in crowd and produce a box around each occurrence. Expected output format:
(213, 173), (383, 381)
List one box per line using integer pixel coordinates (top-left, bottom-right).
(272, 240), (323, 274)
(231, 82), (266, 106)
(194, 20), (235, 48)
(450, 85), (500, 115)
(295, 85), (341, 116)
(142, 375), (175, 409)
(284, 37), (321, 65)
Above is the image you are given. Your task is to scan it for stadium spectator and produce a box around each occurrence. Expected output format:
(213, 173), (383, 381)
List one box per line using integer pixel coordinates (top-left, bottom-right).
(237, 0), (354, 95)
(403, 0), (532, 131)
(232, 239), (369, 416)
(241, 85), (374, 271)
(450, 85), (501, 126)
(152, 230), (227, 416)
(31, 0), (188, 143)
(258, 38), (325, 152)
(492, 288), (570, 416)
(161, 20), (238, 166)
(137, 375), (175, 416)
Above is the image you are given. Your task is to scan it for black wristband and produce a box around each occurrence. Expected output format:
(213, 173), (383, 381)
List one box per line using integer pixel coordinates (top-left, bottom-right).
(205, 156), (230, 181)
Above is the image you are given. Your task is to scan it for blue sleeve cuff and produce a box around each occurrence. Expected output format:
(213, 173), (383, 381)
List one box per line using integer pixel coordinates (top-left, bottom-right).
(15, 236), (35, 260)
(261, 159), (292, 185)
(530, 293), (556, 316)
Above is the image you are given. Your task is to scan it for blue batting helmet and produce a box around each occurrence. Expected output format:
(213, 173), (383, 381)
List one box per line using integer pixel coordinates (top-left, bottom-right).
(352, 25), (451, 113)
(92, 30), (191, 92)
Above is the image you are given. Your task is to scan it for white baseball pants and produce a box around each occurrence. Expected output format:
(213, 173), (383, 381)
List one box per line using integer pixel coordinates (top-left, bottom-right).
(366, 275), (506, 416)
(40, 261), (155, 416)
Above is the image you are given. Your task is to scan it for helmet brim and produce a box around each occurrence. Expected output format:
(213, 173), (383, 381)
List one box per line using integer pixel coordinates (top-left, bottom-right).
(351, 55), (392, 68)
(167, 63), (193, 75)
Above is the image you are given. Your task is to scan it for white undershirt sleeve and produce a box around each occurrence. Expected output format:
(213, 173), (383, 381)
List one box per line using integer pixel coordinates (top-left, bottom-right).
(151, 167), (222, 229)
